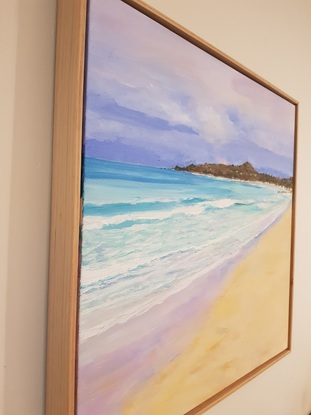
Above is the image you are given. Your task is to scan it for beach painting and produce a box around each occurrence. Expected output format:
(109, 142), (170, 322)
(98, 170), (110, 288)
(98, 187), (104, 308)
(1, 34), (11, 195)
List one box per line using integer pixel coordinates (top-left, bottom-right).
(77, 0), (297, 414)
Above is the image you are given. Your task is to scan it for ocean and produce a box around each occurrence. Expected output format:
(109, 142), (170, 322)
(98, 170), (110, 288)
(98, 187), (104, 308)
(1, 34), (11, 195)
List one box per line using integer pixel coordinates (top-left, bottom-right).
(77, 157), (291, 414)
(80, 157), (290, 339)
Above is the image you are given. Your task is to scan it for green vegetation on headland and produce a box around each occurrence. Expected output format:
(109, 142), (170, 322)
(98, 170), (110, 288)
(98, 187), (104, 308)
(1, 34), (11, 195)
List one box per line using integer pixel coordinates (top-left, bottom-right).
(174, 161), (293, 190)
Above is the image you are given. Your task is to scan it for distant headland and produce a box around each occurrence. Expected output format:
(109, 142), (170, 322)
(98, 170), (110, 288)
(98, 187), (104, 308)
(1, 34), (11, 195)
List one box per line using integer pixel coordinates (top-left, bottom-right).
(174, 161), (293, 190)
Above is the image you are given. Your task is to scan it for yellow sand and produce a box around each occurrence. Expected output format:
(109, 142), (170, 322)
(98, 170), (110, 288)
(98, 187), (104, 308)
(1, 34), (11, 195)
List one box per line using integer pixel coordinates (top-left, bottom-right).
(122, 208), (293, 415)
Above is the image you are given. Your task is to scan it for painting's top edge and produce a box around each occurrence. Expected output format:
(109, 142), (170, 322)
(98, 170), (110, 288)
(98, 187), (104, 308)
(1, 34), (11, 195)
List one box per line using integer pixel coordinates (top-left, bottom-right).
(121, 0), (298, 106)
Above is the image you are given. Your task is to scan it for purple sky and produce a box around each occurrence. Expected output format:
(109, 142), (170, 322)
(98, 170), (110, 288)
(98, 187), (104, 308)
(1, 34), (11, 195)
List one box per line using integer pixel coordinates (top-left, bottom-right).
(84, 0), (296, 177)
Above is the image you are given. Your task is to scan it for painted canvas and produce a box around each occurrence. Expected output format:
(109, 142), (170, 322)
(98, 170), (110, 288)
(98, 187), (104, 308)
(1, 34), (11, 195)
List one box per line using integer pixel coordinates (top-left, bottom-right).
(77, 0), (296, 414)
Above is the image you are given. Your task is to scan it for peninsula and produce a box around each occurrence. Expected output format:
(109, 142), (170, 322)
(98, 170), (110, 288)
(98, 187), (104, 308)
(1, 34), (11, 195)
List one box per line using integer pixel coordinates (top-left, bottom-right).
(174, 161), (293, 190)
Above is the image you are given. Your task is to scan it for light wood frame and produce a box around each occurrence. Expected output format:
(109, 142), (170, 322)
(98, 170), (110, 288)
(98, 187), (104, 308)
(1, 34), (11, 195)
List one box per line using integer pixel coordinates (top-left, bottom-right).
(45, 1), (298, 414)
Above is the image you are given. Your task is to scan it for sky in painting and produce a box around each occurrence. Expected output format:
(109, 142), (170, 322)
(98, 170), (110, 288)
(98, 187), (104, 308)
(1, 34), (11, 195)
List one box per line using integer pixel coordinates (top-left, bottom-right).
(84, 0), (296, 177)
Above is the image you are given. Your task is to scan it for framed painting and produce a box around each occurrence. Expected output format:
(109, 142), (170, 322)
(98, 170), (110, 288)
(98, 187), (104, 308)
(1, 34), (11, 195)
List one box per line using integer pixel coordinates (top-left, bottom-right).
(46, 0), (298, 414)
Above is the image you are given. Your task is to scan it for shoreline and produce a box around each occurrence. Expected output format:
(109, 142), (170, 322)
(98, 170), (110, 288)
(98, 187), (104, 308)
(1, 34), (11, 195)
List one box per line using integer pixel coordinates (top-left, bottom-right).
(173, 161), (293, 190)
(174, 167), (293, 192)
(122, 207), (293, 415)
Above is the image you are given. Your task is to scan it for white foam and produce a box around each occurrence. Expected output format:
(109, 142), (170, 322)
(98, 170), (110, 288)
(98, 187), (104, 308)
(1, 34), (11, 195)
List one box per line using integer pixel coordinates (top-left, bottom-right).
(82, 198), (258, 230)
(82, 202), (208, 230)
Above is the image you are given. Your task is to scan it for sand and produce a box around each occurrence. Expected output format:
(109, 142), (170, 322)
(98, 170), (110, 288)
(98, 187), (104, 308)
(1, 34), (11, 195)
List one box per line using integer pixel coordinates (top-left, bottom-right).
(122, 208), (293, 415)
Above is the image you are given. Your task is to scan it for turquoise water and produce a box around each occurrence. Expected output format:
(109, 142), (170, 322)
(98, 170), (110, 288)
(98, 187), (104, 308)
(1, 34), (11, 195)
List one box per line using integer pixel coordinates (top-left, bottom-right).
(79, 157), (291, 341)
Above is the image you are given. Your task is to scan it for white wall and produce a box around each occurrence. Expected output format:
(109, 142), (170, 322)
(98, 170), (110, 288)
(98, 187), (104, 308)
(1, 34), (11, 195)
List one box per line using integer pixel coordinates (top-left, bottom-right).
(1, 1), (311, 414)
(0, 1), (56, 414)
